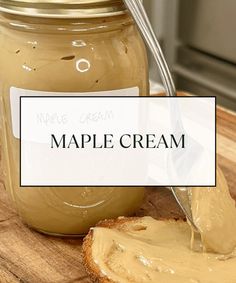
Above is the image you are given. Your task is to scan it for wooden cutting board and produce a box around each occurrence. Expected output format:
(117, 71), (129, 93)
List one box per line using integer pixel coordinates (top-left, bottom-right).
(0, 96), (235, 283)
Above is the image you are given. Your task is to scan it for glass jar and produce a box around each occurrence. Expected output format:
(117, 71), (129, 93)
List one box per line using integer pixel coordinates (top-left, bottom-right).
(0, 0), (148, 236)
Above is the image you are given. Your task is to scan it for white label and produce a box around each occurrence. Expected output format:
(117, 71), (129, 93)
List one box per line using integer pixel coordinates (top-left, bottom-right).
(10, 86), (139, 139)
(20, 96), (216, 187)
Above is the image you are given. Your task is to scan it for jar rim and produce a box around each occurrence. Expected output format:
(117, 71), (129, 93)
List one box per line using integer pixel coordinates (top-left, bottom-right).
(0, 0), (126, 18)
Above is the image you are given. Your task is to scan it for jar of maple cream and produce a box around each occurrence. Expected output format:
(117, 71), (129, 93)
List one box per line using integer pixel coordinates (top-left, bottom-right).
(0, 0), (148, 235)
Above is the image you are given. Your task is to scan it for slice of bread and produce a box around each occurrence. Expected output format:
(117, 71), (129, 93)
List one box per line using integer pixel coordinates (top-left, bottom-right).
(83, 217), (139, 283)
(82, 217), (184, 283)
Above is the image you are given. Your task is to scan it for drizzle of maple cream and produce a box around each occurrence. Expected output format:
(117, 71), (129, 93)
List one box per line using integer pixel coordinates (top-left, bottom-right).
(191, 167), (236, 255)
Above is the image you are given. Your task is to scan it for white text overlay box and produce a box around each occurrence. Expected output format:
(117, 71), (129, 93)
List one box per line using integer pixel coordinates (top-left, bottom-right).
(20, 97), (216, 186)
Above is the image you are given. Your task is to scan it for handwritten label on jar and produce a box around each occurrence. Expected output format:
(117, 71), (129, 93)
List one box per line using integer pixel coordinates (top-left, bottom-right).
(10, 86), (139, 139)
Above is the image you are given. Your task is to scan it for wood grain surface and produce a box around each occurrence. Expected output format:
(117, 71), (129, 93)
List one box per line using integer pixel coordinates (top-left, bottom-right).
(0, 96), (235, 283)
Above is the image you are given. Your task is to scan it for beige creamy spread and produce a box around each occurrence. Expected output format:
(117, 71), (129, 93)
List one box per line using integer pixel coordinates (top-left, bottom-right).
(91, 167), (236, 282)
(92, 217), (236, 283)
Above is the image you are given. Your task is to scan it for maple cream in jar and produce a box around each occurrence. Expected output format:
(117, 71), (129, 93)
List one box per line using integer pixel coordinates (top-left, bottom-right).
(0, 0), (148, 235)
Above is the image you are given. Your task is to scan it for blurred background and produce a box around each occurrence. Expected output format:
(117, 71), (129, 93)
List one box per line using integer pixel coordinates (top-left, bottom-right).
(144, 0), (236, 111)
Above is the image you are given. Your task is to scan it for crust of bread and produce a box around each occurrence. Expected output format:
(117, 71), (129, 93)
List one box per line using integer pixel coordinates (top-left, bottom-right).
(83, 217), (138, 283)
(82, 217), (184, 283)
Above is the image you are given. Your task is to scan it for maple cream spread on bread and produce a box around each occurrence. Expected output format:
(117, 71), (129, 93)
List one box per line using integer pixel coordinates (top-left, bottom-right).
(89, 167), (236, 283)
